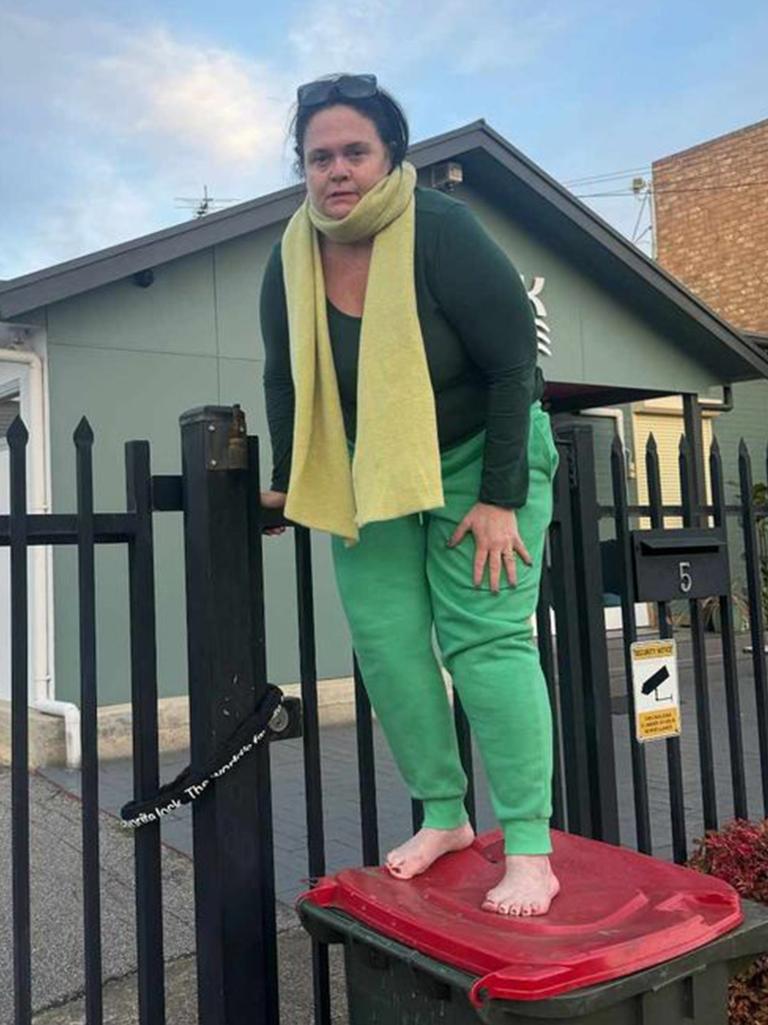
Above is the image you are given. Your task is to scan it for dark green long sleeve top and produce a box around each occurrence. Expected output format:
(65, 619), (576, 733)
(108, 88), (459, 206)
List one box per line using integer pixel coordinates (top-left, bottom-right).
(260, 185), (544, 509)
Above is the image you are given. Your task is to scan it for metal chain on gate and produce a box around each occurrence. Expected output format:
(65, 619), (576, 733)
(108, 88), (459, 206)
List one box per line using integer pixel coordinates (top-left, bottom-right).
(120, 683), (285, 828)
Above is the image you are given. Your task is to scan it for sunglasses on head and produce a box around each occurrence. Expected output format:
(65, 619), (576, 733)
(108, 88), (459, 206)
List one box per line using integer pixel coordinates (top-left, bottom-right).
(297, 73), (378, 108)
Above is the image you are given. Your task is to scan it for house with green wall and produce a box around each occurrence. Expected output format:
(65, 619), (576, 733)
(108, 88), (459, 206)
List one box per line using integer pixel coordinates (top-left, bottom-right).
(1, 120), (766, 767)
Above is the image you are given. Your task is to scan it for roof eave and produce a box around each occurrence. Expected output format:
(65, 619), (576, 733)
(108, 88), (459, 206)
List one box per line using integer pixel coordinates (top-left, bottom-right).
(462, 124), (768, 380)
(0, 184), (305, 319)
(0, 122), (490, 320)
(2, 118), (767, 383)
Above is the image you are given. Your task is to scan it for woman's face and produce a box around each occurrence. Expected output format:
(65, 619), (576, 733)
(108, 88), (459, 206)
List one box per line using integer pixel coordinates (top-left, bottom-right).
(302, 104), (393, 219)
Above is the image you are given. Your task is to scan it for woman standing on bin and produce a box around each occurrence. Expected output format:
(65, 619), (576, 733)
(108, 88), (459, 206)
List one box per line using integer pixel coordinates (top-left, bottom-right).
(260, 73), (560, 917)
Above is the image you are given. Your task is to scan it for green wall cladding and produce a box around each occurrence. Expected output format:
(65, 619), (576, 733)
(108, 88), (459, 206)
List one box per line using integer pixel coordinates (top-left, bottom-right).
(712, 380), (768, 596)
(48, 344), (217, 707)
(46, 251), (219, 356)
(39, 189), (760, 706)
(44, 229), (350, 707)
(454, 184), (721, 395)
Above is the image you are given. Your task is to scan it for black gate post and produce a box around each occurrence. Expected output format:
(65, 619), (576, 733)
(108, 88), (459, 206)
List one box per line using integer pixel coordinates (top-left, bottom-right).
(180, 405), (279, 1025)
(549, 436), (594, 837)
(560, 423), (620, 844)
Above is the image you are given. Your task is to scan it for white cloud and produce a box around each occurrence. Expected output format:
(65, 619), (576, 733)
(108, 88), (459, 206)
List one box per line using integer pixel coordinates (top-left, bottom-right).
(3, 157), (158, 276)
(286, 0), (571, 79)
(453, 8), (571, 74)
(288, 0), (394, 72)
(1, 0), (575, 277)
(73, 27), (290, 172)
(1, 14), (296, 277)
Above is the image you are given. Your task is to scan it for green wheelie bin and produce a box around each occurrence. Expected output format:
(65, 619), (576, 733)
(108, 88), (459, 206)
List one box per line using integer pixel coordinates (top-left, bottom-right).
(296, 829), (768, 1024)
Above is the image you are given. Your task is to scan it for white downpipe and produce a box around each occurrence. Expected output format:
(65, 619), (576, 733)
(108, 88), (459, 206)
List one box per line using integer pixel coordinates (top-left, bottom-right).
(581, 406), (627, 453)
(1, 347), (81, 768)
(580, 405), (650, 629)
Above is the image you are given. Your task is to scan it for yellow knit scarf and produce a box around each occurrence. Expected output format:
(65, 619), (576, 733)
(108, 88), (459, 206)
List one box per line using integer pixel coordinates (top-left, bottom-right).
(281, 161), (444, 545)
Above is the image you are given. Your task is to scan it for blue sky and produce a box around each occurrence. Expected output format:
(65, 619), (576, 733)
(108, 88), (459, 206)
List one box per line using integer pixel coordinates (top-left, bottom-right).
(2, 0), (767, 280)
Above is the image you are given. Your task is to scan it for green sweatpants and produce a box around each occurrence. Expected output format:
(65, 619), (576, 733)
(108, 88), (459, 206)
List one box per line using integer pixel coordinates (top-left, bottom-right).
(331, 401), (559, 855)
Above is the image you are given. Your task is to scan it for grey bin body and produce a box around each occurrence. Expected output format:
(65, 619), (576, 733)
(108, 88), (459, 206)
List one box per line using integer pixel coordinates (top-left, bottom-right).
(298, 897), (768, 1025)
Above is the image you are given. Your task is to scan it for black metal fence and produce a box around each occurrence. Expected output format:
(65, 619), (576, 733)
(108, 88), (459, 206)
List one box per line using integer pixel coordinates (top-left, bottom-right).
(543, 419), (768, 868)
(2, 406), (302, 1025)
(2, 403), (767, 1024)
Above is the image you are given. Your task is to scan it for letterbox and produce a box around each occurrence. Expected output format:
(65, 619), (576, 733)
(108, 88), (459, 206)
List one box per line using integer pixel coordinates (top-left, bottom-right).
(631, 527), (729, 602)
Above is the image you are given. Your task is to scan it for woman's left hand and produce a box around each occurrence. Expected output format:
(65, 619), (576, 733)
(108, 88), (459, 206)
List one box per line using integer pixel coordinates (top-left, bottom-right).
(446, 503), (532, 592)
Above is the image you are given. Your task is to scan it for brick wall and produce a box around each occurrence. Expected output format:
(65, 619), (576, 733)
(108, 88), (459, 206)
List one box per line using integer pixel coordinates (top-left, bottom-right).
(652, 118), (768, 334)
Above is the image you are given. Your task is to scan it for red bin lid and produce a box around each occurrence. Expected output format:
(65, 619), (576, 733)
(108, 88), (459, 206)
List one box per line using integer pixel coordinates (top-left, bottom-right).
(297, 828), (742, 1006)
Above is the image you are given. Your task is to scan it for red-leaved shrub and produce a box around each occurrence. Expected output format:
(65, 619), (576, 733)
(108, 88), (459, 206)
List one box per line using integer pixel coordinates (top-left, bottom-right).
(688, 819), (768, 1024)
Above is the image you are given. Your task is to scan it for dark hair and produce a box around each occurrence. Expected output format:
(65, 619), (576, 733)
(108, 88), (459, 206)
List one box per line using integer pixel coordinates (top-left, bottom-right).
(288, 74), (410, 179)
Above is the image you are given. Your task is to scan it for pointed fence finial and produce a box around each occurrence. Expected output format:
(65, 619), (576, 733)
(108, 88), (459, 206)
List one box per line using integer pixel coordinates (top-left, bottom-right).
(73, 417), (94, 446)
(5, 415), (28, 447)
(708, 435), (721, 479)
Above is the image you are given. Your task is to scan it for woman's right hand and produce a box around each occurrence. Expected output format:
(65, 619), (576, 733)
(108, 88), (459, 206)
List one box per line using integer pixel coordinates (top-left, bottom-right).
(260, 490), (287, 536)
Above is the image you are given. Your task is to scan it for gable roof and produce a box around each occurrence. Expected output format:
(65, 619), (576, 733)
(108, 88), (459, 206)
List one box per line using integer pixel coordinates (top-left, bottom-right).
(2, 119), (767, 382)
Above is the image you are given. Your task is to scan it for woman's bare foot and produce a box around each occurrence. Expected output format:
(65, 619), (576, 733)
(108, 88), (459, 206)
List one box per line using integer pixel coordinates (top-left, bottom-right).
(481, 854), (560, 916)
(385, 822), (475, 879)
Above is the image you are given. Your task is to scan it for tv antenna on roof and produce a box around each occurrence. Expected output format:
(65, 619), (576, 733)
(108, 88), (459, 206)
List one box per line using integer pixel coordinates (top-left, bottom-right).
(174, 185), (240, 218)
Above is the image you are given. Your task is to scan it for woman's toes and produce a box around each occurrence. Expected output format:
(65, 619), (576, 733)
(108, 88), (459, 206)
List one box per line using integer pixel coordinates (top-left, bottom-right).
(386, 857), (412, 878)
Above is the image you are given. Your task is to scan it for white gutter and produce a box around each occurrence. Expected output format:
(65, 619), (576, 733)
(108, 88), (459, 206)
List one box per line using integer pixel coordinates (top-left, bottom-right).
(1, 345), (81, 768)
(582, 406), (629, 467)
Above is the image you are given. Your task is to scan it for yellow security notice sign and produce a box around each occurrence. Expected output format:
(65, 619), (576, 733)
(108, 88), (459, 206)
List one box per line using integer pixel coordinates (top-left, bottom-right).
(630, 639), (681, 743)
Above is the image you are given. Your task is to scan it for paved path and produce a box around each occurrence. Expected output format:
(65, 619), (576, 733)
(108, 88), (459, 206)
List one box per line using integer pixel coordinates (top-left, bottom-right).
(0, 769), (195, 1024)
(0, 769), (336, 1024)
